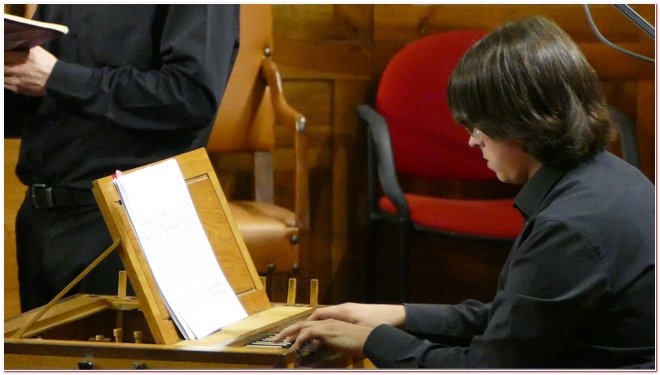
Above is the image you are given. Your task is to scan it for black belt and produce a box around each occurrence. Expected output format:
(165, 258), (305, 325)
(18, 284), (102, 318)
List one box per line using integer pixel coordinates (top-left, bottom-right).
(30, 184), (97, 208)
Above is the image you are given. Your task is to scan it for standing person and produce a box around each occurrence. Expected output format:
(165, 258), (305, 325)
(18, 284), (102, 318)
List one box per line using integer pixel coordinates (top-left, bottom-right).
(4, 5), (240, 312)
(274, 16), (655, 368)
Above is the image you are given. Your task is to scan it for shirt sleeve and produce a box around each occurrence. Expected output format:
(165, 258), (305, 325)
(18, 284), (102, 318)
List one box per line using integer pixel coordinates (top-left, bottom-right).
(44, 5), (239, 132)
(363, 220), (608, 368)
(404, 300), (491, 342)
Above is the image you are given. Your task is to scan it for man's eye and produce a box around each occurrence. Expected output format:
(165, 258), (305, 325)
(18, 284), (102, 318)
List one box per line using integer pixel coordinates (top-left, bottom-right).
(466, 128), (480, 137)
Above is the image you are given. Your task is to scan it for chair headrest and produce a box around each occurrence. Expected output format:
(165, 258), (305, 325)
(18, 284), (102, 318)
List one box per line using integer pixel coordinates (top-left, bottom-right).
(376, 30), (496, 180)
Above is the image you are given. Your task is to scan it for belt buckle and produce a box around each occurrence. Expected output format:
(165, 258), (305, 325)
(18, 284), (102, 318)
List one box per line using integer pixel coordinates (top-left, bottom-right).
(31, 184), (54, 209)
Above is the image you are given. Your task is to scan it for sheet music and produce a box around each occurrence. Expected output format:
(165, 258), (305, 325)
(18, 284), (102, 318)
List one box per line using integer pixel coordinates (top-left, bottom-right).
(113, 159), (247, 340)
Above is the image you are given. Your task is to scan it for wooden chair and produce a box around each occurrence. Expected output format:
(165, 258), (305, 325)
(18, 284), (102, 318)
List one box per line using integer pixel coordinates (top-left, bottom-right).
(207, 5), (309, 300)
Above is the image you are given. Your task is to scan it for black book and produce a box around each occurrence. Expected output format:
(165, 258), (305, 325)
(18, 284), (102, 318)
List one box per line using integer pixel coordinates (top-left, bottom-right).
(4, 13), (68, 51)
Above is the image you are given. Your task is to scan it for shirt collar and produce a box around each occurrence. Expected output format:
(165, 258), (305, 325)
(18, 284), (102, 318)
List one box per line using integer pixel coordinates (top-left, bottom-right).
(514, 164), (566, 221)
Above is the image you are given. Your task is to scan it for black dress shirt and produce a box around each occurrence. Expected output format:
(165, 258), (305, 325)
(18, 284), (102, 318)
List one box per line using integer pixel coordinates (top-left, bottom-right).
(364, 151), (655, 368)
(6, 5), (239, 190)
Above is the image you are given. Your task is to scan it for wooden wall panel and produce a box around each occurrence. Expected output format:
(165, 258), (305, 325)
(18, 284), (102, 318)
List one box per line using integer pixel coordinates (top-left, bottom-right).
(273, 5), (372, 42)
(329, 79), (371, 302)
(272, 4), (655, 304)
(637, 81), (656, 179)
(372, 4), (654, 42)
(5, 139), (25, 318)
(280, 81), (333, 150)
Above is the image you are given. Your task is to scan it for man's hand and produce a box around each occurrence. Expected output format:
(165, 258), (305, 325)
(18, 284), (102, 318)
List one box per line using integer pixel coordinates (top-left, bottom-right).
(5, 46), (57, 96)
(272, 303), (405, 358)
(306, 302), (406, 328)
(274, 319), (373, 359)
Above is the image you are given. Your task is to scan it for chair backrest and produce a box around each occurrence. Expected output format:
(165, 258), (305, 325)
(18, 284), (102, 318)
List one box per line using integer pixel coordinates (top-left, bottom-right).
(208, 4), (275, 154)
(206, 4), (308, 217)
(207, 5), (278, 204)
(608, 106), (640, 168)
(376, 30), (495, 181)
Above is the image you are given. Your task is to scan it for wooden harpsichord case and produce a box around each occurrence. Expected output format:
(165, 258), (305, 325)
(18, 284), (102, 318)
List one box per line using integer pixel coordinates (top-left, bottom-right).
(4, 148), (361, 369)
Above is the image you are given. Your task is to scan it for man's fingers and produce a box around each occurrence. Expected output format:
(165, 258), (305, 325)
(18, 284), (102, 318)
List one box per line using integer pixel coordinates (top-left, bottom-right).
(273, 321), (322, 351)
(273, 322), (303, 343)
(272, 319), (368, 359)
(307, 308), (332, 321)
(5, 64), (19, 75)
(4, 77), (18, 92)
(290, 326), (315, 350)
(5, 64), (23, 91)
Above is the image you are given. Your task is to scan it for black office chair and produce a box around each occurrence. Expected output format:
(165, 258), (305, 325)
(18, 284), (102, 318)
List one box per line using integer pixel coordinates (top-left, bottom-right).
(608, 107), (640, 168)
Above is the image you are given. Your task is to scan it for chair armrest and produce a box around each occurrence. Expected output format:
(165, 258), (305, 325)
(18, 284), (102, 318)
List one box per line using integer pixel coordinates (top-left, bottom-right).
(261, 58), (305, 134)
(356, 104), (410, 218)
(260, 57), (309, 230)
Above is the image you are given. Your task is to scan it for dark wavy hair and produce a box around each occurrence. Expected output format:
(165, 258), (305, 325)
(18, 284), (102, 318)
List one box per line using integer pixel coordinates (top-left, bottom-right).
(448, 16), (616, 170)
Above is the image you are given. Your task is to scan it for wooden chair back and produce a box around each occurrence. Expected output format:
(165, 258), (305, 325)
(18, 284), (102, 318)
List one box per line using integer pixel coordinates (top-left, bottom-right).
(206, 5), (309, 299)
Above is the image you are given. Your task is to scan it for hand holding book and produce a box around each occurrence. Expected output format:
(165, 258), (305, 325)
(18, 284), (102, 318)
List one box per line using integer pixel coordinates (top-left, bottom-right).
(4, 45), (57, 96)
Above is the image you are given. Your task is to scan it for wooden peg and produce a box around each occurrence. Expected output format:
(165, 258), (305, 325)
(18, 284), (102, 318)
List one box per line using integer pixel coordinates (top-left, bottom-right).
(286, 278), (297, 306)
(116, 270), (127, 329)
(309, 279), (319, 307)
(117, 270), (127, 299)
(92, 334), (110, 342)
(115, 310), (125, 331)
(133, 331), (143, 344)
(113, 328), (123, 343)
(259, 276), (267, 290)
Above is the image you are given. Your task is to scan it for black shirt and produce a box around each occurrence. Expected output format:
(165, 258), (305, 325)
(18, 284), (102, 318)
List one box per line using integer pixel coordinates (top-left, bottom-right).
(6, 5), (239, 189)
(364, 151), (655, 368)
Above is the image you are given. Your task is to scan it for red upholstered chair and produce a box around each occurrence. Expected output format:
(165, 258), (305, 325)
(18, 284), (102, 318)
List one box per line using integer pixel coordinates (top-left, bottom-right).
(357, 30), (524, 302)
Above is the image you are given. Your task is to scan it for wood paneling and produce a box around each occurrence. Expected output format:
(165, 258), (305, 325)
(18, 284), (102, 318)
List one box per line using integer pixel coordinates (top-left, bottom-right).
(272, 5), (372, 42)
(637, 81), (656, 178)
(271, 4), (655, 304)
(5, 139), (25, 318)
(372, 4), (655, 42)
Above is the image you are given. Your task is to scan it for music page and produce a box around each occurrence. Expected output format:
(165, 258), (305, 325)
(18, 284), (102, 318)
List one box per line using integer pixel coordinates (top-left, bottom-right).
(113, 159), (247, 340)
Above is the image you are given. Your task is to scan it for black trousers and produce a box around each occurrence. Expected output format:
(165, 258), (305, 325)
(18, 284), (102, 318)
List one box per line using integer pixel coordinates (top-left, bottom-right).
(15, 192), (129, 312)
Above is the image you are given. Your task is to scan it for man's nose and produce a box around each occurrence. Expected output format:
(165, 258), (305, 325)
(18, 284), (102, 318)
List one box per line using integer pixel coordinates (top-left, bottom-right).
(468, 135), (480, 148)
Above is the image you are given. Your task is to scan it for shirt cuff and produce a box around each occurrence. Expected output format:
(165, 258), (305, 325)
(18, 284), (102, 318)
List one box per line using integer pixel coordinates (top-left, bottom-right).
(404, 303), (453, 334)
(364, 324), (421, 368)
(47, 60), (95, 101)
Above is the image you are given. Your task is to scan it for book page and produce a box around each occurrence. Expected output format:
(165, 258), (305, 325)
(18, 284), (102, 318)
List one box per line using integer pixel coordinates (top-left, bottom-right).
(114, 159), (247, 340)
